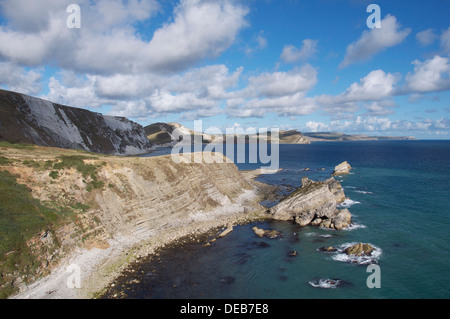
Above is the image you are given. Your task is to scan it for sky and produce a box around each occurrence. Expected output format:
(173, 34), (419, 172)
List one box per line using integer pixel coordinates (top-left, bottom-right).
(1, 0), (450, 139)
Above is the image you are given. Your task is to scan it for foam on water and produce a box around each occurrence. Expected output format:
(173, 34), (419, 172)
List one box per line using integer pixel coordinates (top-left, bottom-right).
(354, 190), (373, 194)
(304, 232), (333, 238)
(331, 242), (382, 265)
(343, 223), (367, 231)
(338, 198), (361, 208)
(309, 279), (341, 289)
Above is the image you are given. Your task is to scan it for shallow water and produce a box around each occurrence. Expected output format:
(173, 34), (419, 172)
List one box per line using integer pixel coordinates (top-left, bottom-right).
(104, 141), (450, 299)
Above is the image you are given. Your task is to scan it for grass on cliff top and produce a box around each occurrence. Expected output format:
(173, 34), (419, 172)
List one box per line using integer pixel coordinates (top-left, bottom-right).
(0, 141), (35, 150)
(51, 155), (105, 191)
(0, 170), (70, 297)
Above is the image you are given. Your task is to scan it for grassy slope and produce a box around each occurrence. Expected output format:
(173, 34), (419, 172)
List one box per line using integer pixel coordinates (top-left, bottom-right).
(0, 142), (108, 297)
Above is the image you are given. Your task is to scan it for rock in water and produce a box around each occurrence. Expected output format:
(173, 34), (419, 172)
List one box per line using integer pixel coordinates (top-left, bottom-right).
(217, 223), (234, 238)
(344, 243), (375, 256)
(332, 209), (352, 230)
(252, 226), (281, 239)
(332, 161), (352, 176)
(269, 177), (351, 230)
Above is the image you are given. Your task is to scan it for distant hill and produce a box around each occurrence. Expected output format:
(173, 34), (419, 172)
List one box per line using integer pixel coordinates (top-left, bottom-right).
(145, 123), (415, 147)
(0, 89), (152, 155)
(144, 123), (311, 146)
(303, 132), (416, 142)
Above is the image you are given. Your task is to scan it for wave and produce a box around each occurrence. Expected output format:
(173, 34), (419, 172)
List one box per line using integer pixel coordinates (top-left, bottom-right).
(343, 223), (366, 231)
(337, 198), (361, 208)
(309, 278), (341, 289)
(304, 232), (333, 238)
(331, 242), (382, 265)
(344, 186), (356, 189)
(354, 190), (373, 194)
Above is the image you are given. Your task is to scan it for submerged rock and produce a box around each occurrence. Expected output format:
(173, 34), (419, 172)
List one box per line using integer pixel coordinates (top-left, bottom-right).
(332, 161), (352, 176)
(317, 246), (337, 253)
(252, 226), (282, 239)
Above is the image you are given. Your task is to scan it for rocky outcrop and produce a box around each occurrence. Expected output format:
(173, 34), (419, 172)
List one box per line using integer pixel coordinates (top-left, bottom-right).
(252, 226), (282, 239)
(332, 161), (352, 176)
(0, 89), (152, 155)
(345, 243), (375, 256)
(269, 176), (351, 230)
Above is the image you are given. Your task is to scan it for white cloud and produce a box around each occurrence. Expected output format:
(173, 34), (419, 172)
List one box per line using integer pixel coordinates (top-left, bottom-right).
(0, 0), (248, 75)
(405, 55), (450, 93)
(416, 28), (437, 46)
(304, 116), (450, 135)
(440, 27), (450, 54)
(363, 100), (396, 116)
(339, 15), (410, 69)
(0, 62), (43, 95)
(141, 0), (249, 72)
(246, 64), (317, 97)
(281, 39), (318, 63)
(317, 69), (400, 112)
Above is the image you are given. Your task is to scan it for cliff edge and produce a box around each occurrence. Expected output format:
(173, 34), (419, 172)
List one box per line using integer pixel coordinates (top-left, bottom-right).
(0, 144), (264, 298)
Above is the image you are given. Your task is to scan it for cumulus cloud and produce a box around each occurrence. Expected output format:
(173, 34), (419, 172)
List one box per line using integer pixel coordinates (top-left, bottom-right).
(440, 27), (450, 54)
(0, 0), (248, 74)
(339, 15), (410, 69)
(316, 69), (400, 116)
(224, 64), (319, 118)
(0, 62), (43, 95)
(281, 39), (318, 63)
(416, 28), (437, 46)
(363, 100), (396, 116)
(305, 116), (450, 135)
(244, 31), (267, 55)
(246, 64), (317, 97)
(405, 55), (450, 93)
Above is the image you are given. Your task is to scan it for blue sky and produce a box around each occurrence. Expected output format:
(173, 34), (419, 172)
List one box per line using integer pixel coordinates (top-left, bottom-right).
(1, 0), (450, 138)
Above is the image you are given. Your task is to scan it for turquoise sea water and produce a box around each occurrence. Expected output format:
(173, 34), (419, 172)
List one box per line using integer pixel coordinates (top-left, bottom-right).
(106, 141), (450, 299)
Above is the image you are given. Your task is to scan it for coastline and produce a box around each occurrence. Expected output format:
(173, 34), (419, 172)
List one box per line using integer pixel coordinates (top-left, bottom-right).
(11, 169), (270, 299)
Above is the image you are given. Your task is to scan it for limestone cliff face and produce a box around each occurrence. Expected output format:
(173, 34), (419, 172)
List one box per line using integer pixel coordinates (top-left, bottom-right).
(0, 89), (152, 155)
(270, 176), (351, 230)
(0, 146), (262, 297)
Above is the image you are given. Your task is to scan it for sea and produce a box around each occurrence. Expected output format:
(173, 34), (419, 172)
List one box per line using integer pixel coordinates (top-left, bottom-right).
(102, 140), (450, 299)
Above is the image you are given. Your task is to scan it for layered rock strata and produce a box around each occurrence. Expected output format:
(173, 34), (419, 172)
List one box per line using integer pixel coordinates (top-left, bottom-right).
(270, 176), (351, 230)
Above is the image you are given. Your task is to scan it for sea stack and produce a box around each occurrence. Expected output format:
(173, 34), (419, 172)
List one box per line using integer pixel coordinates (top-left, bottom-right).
(269, 177), (352, 230)
(332, 161), (352, 176)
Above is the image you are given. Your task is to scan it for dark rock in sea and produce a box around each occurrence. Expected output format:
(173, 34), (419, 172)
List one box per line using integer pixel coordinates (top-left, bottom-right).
(255, 241), (271, 248)
(220, 276), (235, 285)
(317, 246), (337, 253)
(278, 275), (288, 282)
(234, 252), (251, 265)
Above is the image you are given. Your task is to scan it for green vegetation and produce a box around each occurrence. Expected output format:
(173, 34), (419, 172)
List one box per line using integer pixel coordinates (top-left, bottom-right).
(0, 141), (35, 150)
(49, 171), (59, 179)
(22, 160), (40, 168)
(0, 156), (12, 165)
(0, 170), (65, 297)
(51, 155), (104, 191)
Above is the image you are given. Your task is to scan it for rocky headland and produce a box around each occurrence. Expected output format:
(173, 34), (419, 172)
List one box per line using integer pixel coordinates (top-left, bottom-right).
(269, 174), (352, 230)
